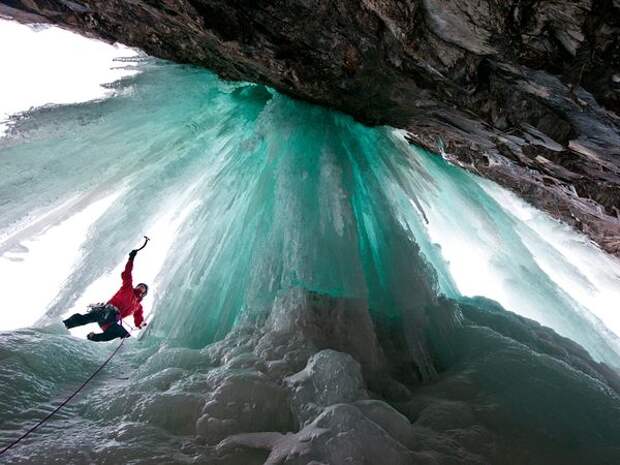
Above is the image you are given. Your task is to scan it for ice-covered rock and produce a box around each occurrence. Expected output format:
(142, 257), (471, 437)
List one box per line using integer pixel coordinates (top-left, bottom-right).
(262, 289), (385, 375)
(196, 369), (293, 444)
(219, 403), (423, 465)
(286, 349), (368, 425)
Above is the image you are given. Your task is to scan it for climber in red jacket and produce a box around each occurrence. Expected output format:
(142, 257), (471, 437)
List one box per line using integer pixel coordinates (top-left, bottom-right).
(63, 246), (148, 342)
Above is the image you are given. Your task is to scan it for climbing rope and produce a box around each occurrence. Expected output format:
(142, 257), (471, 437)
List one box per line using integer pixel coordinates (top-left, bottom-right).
(0, 337), (127, 457)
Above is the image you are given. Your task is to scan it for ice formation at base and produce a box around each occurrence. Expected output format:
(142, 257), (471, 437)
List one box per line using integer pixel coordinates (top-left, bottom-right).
(2, 287), (618, 464)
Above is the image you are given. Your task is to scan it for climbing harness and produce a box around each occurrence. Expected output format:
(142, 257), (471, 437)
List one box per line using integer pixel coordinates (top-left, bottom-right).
(0, 338), (126, 457)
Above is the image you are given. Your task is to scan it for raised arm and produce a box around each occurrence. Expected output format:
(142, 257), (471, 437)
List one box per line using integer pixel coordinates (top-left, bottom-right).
(121, 251), (137, 288)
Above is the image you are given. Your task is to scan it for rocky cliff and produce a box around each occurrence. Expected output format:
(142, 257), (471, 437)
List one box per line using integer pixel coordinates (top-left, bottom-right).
(2, 0), (619, 255)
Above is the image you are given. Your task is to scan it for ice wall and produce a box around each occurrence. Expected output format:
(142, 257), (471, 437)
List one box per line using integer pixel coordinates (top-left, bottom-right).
(1, 57), (619, 365)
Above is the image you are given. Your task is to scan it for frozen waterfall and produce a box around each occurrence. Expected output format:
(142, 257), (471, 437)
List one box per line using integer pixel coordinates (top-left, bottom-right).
(0, 20), (619, 465)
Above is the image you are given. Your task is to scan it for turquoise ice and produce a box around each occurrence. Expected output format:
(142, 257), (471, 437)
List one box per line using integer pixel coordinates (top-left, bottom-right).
(1, 62), (617, 364)
(0, 60), (619, 464)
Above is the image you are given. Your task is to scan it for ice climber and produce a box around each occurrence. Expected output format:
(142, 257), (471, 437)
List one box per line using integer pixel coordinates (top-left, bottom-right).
(63, 244), (148, 341)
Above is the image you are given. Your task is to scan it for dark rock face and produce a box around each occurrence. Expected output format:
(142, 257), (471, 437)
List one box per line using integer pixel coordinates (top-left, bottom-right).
(2, 0), (619, 254)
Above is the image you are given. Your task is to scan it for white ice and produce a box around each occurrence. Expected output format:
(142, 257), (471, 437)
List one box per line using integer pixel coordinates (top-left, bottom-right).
(0, 18), (139, 137)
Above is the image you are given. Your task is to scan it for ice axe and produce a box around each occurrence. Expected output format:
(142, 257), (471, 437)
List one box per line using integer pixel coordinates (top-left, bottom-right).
(129, 236), (150, 259)
(135, 235), (150, 252)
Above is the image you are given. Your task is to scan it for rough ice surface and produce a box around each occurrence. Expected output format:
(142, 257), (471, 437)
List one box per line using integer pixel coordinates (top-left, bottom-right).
(285, 349), (369, 425)
(0, 23), (619, 465)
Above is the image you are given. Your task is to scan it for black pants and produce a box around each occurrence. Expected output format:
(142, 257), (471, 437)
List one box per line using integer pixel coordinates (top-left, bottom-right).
(63, 305), (130, 342)
(88, 323), (130, 342)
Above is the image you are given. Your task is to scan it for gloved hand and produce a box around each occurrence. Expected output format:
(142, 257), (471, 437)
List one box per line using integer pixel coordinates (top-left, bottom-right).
(129, 249), (138, 260)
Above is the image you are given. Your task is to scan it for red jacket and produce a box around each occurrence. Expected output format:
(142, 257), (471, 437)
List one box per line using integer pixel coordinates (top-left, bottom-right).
(101, 257), (144, 330)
